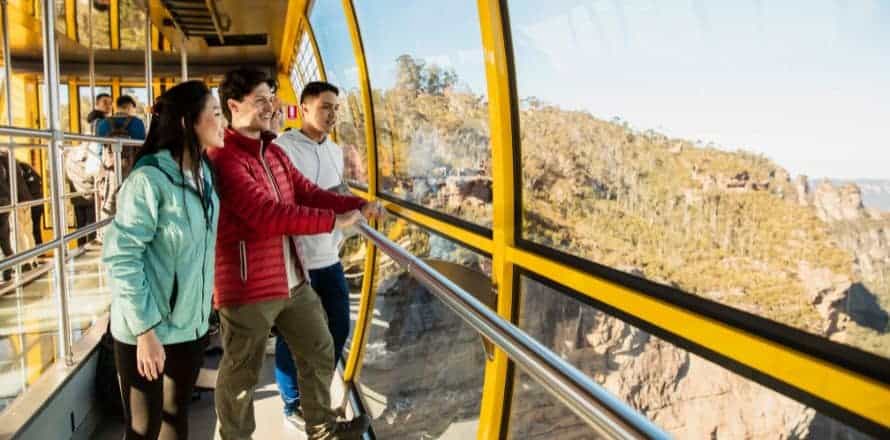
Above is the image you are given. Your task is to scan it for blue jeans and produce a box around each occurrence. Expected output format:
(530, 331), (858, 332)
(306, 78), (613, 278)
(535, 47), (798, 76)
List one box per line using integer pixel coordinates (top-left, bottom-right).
(275, 262), (350, 414)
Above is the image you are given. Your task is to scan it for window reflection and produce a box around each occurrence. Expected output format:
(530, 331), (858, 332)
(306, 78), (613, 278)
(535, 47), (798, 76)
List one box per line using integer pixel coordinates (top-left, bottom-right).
(358, 218), (488, 437)
(310, 2), (368, 185)
(76, 0), (111, 49)
(510, 276), (875, 439)
(354, 0), (492, 227)
(509, 0), (890, 358)
(54, 0), (66, 34)
(119, 0), (146, 50)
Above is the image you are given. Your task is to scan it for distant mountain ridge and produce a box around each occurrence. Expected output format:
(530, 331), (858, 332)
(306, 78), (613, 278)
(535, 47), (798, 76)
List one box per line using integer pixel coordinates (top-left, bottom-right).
(816, 179), (890, 212)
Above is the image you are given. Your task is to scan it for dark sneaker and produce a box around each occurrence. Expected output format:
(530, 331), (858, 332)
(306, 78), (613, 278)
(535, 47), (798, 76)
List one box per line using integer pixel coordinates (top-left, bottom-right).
(329, 414), (370, 439)
(284, 406), (306, 430)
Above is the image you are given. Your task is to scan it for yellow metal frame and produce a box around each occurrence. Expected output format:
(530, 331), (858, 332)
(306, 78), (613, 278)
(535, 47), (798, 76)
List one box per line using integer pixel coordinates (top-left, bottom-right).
(340, 0), (378, 383)
(67, 79), (79, 132)
(64, 0), (76, 40)
(278, 0), (306, 72)
(476, 0), (515, 437)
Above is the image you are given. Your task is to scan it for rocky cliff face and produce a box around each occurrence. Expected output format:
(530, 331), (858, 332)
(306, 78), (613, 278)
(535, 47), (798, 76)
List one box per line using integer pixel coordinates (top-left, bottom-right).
(510, 279), (872, 440)
(813, 181), (866, 222)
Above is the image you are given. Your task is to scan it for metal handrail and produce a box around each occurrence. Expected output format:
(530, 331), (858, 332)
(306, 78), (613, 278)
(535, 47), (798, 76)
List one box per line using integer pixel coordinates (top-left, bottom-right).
(0, 126), (144, 147)
(62, 132), (143, 146)
(0, 126), (52, 139)
(356, 222), (670, 440)
(0, 218), (112, 272)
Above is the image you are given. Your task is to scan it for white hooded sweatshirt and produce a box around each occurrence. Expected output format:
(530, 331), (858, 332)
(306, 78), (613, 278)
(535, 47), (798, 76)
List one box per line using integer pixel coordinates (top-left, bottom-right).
(274, 129), (347, 270)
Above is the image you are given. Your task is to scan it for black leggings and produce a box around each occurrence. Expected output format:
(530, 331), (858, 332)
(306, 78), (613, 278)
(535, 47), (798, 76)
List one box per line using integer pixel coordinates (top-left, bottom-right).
(114, 335), (207, 440)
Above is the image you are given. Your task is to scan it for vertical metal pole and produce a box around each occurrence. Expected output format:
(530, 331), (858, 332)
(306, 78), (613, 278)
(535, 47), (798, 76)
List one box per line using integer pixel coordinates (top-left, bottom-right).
(144, 4), (152, 122)
(180, 35), (188, 82)
(39, 0), (73, 366)
(1, 0), (21, 287)
(87, 0), (95, 109)
(2, 0), (26, 388)
(87, 1), (99, 224)
(1, 0), (12, 127)
(113, 140), (122, 186)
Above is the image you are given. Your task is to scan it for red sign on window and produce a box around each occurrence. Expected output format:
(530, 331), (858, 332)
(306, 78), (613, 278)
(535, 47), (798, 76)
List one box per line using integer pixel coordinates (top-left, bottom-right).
(286, 105), (298, 120)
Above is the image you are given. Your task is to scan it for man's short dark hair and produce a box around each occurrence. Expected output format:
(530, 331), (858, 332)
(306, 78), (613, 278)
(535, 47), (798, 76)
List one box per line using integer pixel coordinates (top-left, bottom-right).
(116, 95), (137, 108)
(95, 93), (111, 103)
(219, 68), (278, 122)
(300, 81), (339, 104)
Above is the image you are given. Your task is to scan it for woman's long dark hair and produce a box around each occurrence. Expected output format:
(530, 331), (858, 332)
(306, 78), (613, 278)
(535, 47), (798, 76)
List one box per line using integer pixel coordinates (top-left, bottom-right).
(136, 80), (214, 217)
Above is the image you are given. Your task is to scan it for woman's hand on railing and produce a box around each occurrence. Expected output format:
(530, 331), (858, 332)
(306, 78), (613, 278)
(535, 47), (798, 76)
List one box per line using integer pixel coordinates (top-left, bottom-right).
(136, 329), (165, 381)
(335, 210), (364, 230)
(360, 201), (386, 221)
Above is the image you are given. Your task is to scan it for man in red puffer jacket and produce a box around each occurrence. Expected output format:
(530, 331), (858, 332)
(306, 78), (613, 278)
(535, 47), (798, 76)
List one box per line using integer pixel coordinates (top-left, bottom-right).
(207, 68), (382, 440)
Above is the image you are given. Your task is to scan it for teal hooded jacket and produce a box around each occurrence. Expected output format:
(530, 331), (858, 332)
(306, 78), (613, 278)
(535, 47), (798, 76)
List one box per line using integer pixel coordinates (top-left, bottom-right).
(102, 149), (218, 345)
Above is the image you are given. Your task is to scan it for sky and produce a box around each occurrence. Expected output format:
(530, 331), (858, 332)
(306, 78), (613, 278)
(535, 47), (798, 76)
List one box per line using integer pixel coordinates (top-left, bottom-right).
(311, 0), (889, 180)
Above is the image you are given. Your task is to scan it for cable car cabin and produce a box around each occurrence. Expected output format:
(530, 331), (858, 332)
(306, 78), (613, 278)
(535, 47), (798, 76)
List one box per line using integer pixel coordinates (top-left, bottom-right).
(0, 0), (887, 439)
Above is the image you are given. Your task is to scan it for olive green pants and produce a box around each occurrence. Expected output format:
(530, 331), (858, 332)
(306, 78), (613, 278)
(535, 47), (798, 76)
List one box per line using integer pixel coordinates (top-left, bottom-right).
(215, 284), (335, 440)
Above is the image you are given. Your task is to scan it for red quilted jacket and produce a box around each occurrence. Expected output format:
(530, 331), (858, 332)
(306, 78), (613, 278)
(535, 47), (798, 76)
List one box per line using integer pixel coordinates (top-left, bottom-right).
(207, 129), (366, 308)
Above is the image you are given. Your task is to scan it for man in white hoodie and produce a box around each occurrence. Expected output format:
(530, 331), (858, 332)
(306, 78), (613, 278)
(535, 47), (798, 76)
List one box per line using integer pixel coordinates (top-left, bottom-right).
(272, 81), (383, 428)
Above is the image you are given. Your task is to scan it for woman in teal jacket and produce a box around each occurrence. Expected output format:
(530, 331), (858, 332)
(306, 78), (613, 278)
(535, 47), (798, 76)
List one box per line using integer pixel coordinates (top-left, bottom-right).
(102, 80), (223, 440)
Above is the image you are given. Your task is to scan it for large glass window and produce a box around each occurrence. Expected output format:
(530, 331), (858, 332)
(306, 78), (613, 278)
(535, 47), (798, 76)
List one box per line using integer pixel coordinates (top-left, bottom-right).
(76, 0), (111, 49)
(509, 0), (890, 357)
(354, 0), (491, 227)
(509, 276), (876, 439)
(119, 0), (146, 50)
(309, 1), (368, 186)
(77, 85), (112, 134)
(357, 218), (489, 437)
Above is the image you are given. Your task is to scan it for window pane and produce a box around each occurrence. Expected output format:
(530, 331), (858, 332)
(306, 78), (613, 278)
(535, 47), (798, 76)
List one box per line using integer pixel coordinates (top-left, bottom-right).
(310, 4), (368, 185)
(510, 1), (890, 357)
(120, 86), (148, 121)
(354, 0), (491, 227)
(119, 0), (146, 50)
(67, 246), (110, 345)
(358, 218), (489, 437)
(76, 0), (111, 49)
(0, 265), (61, 412)
(38, 83), (70, 131)
(339, 233), (367, 366)
(509, 276), (877, 439)
(78, 85), (111, 134)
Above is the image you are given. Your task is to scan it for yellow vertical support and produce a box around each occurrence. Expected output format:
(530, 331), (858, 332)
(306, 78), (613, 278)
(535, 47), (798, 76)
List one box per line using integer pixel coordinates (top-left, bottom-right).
(152, 24), (160, 51)
(477, 0), (517, 438)
(67, 79), (78, 132)
(64, 0), (76, 39)
(278, 0), (303, 71)
(110, 0), (120, 49)
(340, 0), (378, 383)
(111, 78), (121, 99)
